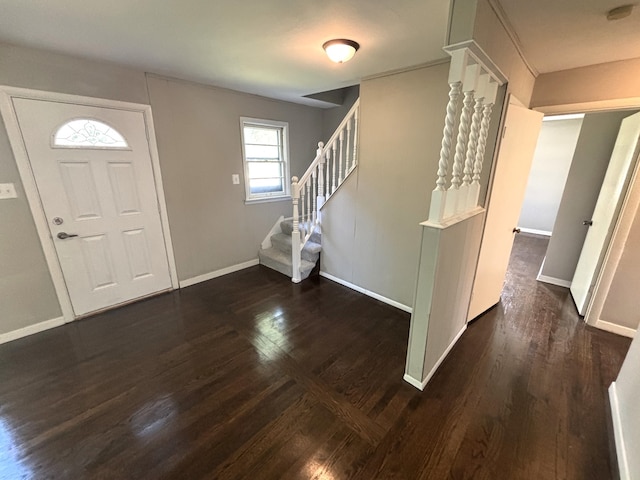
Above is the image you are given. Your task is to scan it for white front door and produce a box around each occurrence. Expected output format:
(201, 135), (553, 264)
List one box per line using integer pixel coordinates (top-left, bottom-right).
(12, 98), (172, 316)
(570, 111), (640, 315)
(467, 95), (544, 321)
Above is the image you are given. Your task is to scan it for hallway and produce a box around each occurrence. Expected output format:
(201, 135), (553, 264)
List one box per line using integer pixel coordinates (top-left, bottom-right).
(0, 234), (630, 479)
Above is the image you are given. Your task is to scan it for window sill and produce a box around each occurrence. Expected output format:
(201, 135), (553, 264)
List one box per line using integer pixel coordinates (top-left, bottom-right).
(245, 196), (292, 205)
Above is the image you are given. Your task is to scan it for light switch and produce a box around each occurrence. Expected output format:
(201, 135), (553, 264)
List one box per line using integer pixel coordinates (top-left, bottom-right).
(0, 183), (17, 199)
(232, 174), (240, 185)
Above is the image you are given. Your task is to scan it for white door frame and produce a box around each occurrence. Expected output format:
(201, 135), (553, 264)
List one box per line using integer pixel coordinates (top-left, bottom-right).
(0, 86), (179, 323)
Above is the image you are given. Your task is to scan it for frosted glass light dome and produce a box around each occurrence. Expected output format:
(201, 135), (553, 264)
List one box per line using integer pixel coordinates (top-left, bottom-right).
(322, 39), (360, 63)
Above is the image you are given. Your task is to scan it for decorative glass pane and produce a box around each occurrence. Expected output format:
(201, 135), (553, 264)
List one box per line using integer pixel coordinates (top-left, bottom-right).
(243, 126), (279, 145)
(54, 119), (128, 148)
(250, 178), (284, 194)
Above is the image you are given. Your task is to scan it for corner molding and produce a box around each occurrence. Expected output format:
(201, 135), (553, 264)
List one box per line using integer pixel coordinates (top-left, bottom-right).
(444, 40), (508, 85)
(0, 316), (65, 345)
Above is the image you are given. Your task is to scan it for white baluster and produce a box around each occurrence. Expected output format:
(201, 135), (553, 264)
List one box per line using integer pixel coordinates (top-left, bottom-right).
(445, 89), (475, 218)
(470, 101), (494, 208)
(459, 96), (484, 213)
(429, 82), (461, 224)
(291, 177), (301, 283)
(306, 181), (311, 236)
(345, 117), (352, 173)
(325, 150), (331, 199)
(352, 107), (359, 170)
(338, 130), (345, 185)
(317, 142), (326, 224)
(312, 168), (317, 227)
(332, 141), (338, 194)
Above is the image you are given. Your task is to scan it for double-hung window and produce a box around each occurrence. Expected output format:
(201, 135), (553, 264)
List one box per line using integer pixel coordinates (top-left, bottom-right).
(240, 117), (290, 202)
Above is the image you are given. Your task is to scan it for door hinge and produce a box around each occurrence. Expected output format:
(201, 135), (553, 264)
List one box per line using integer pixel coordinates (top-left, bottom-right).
(502, 126), (507, 139)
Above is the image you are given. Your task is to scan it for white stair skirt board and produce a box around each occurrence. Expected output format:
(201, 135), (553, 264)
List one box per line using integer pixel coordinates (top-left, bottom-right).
(595, 320), (636, 339)
(319, 271), (413, 314)
(179, 259), (259, 288)
(609, 383), (631, 480)
(0, 316), (65, 345)
(519, 227), (552, 236)
(403, 324), (467, 391)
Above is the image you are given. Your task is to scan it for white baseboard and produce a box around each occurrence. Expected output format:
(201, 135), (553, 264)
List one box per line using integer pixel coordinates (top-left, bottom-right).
(536, 274), (572, 288)
(403, 374), (426, 390)
(319, 271), (413, 313)
(609, 383), (630, 480)
(519, 227), (552, 236)
(595, 319), (636, 338)
(179, 259), (259, 288)
(403, 324), (467, 391)
(0, 316), (65, 345)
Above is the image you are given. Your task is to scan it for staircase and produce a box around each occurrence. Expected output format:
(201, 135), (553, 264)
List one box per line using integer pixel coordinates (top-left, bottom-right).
(258, 219), (322, 280)
(259, 98), (360, 282)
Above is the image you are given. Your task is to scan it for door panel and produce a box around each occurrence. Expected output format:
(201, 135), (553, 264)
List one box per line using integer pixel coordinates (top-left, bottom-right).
(570, 111), (640, 315)
(467, 95), (544, 321)
(13, 98), (172, 316)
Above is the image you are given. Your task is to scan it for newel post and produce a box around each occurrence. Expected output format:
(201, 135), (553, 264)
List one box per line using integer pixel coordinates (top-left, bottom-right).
(291, 176), (302, 283)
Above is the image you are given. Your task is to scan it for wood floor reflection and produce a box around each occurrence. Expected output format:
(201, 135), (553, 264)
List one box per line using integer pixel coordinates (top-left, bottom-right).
(0, 233), (630, 479)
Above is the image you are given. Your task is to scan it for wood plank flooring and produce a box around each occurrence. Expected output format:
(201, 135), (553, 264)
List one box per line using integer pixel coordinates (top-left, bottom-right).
(0, 233), (631, 479)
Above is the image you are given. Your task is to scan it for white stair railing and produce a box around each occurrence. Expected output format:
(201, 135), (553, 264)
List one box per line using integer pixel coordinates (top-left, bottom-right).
(290, 98), (360, 282)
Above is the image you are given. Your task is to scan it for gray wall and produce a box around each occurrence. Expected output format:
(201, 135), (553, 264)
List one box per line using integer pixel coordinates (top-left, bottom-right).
(321, 63), (449, 308)
(540, 111), (634, 283)
(321, 85), (360, 142)
(146, 75), (322, 281)
(518, 117), (583, 234)
(0, 42), (322, 336)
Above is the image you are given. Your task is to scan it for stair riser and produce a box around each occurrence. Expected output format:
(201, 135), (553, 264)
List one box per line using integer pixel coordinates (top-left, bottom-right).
(270, 238), (319, 263)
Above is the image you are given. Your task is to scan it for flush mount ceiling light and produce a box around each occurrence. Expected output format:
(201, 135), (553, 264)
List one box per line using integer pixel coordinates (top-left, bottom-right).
(607, 4), (634, 20)
(322, 39), (360, 63)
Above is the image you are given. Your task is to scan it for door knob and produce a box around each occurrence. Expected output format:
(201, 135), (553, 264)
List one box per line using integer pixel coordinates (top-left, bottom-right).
(583, 220), (593, 226)
(513, 227), (521, 234)
(57, 232), (78, 239)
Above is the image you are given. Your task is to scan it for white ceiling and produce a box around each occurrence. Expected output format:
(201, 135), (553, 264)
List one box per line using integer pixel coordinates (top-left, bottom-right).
(3, 0), (638, 104)
(498, 0), (640, 74)
(0, 0), (451, 106)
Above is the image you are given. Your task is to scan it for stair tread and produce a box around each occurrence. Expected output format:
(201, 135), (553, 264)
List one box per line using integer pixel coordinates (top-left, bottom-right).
(271, 233), (321, 253)
(259, 247), (315, 269)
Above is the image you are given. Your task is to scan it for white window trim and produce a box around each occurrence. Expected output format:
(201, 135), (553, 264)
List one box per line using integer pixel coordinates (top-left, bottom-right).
(240, 117), (290, 203)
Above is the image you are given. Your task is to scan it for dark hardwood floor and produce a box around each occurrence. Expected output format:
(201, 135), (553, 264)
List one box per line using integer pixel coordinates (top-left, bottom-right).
(0, 233), (631, 479)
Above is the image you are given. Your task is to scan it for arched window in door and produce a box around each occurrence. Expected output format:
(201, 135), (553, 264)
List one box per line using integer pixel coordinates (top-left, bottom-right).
(53, 119), (129, 148)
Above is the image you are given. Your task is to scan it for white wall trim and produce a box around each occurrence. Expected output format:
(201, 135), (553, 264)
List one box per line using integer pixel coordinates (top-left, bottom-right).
(519, 227), (552, 236)
(0, 85), (179, 323)
(180, 259), (259, 288)
(403, 324), (467, 391)
(609, 382), (631, 480)
(319, 271), (413, 313)
(0, 316), (65, 345)
(594, 320), (636, 338)
(537, 274), (571, 288)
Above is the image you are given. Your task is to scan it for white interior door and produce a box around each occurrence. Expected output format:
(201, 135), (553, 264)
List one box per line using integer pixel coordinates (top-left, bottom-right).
(570, 111), (640, 315)
(13, 98), (172, 316)
(467, 95), (544, 321)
